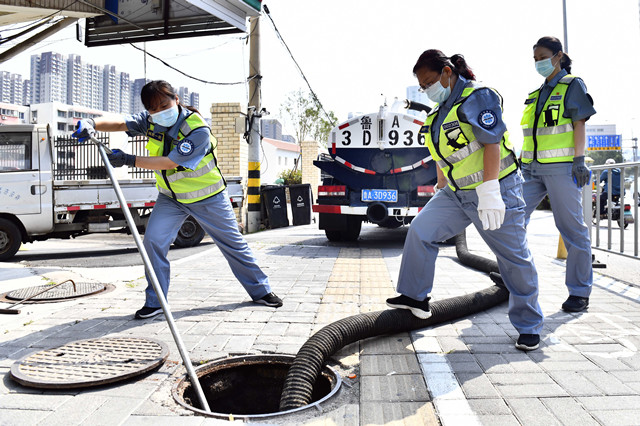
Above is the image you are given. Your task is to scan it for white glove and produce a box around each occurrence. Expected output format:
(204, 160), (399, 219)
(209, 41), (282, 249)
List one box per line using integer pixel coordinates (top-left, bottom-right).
(475, 179), (505, 231)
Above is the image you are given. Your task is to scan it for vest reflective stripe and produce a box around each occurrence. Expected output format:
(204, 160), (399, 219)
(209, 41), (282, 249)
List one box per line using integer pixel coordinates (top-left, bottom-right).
(424, 84), (517, 191)
(146, 112), (225, 204)
(158, 179), (226, 200)
(522, 147), (575, 160)
(521, 74), (576, 164)
(454, 155), (517, 188)
(165, 159), (216, 183)
(436, 139), (482, 169)
(522, 122), (573, 137)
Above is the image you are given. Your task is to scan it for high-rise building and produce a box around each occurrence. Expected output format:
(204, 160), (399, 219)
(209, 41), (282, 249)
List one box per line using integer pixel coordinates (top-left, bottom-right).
(29, 55), (40, 104)
(82, 63), (103, 110)
(67, 54), (83, 105)
(0, 71), (13, 103)
(22, 79), (31, 105)
(261, 119), (283, 140)
(38, 52), (67, 104)
(189, 92), (199, 110)
(405, 86), (430, 118)
(131, 78), (150, 113)
(102, 65), (119, 113)
(177, 86), (190, 105)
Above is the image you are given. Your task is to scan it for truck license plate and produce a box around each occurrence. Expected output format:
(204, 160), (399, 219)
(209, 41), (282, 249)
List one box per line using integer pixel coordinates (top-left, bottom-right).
(361, 189), (398, 203)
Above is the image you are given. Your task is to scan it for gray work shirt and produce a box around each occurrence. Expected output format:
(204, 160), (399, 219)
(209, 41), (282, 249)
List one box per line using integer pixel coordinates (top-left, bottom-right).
(430, 74), (506, 147)
(524, 69), (596, 175)
(124, 106), (211, 170)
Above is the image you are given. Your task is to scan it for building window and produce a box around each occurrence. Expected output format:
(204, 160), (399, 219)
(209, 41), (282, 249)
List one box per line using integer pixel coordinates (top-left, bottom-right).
(57, 122), (66, 131)
(57, 110), (66, 118)
(0, 132), (32, 172)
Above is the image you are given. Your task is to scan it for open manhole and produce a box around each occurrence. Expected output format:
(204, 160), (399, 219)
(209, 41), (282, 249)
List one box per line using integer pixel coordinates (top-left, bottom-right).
(10, 337), (168, 389)
(5, 282), (108, 302)
(173, 354), (341, 419)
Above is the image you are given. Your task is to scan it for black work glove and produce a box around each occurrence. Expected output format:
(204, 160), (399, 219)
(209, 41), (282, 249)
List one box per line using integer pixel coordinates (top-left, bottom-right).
(571, 156), (590, 188)
(71, 118), (96, 142)
(107, 149), (136, 168)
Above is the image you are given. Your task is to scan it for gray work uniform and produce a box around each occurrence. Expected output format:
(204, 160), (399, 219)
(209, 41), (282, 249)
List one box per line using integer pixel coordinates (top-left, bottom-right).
(521, 69), (596, 299)
(396, 75), (544, 335)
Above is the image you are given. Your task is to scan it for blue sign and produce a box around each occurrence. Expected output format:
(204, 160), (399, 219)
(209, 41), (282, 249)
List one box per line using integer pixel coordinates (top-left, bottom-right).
(587, 134), (621, 151)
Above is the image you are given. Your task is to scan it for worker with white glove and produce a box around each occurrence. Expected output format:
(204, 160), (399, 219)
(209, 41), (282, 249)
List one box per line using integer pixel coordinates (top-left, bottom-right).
(521, 36), (596, 314)
(386, 49), (543, 352)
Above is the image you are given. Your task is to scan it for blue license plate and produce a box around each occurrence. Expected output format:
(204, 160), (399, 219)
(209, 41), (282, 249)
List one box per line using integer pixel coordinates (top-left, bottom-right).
(362, 189), (398, 203)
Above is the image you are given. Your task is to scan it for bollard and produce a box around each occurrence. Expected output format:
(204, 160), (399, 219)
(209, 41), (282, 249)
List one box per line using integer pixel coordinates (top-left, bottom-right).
(557, 234), (568, 259)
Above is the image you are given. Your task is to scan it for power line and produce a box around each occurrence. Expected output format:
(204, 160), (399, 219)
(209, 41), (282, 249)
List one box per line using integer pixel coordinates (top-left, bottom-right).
(129, 43), (255, 86)
(262, 4), (335, 126)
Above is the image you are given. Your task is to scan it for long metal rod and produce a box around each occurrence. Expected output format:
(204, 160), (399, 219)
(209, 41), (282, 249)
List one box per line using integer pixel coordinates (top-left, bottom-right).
(0, 279), (76, 314)
(91, 137), (211, 413)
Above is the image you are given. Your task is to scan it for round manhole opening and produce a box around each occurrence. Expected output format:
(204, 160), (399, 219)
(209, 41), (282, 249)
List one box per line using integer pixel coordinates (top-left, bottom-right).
(173, 354), (341, 419)
(6, 282), (108, 302)
(10, 337), (169, 389)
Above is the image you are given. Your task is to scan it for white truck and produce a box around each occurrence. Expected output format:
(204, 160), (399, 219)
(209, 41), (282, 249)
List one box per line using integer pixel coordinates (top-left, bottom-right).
(0, 124), (241, 261)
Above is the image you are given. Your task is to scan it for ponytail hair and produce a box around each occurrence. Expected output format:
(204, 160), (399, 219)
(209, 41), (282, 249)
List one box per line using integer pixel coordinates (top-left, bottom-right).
(412, 49), (476, 80)
(533, 36), (572, 73)
(140, 80), (201, 114)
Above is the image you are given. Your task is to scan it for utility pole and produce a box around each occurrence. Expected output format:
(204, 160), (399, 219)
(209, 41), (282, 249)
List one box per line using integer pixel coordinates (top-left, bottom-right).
(562, 0), (569, 52)
(247, 16), (261, 233)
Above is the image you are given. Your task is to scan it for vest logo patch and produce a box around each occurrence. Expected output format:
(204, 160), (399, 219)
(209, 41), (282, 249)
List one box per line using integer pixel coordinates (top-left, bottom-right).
(524, 98), (536, 105)
(146, 129), (164, 141)
(177, 139), (194, 156)
(478, 110), (497, 129)
(549, 95), (563, 101)
(442, 120), (459, 130)
(419, 125), (430, 134)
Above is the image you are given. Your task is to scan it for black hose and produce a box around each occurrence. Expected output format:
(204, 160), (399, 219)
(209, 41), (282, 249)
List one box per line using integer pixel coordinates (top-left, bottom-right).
(404, 99), (432, 114)
(279, 231), (508, 410)
(454, 229), (499, 274)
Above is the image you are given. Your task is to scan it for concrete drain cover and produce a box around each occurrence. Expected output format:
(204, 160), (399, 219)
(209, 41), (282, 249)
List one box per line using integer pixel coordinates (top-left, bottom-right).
(10, 337), (169, 389)
(6, 282), (106, 301)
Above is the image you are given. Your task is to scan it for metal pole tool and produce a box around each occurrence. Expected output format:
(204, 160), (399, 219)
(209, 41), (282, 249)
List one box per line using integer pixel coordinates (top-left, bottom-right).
(0, 279), (76, 315)
(90, 136), (211, 413)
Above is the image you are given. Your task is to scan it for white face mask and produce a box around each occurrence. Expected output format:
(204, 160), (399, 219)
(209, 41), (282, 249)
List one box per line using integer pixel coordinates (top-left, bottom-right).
(150, 104), (179, 127)
(535, 53), (558, 78)
(425, 74), (451, 104)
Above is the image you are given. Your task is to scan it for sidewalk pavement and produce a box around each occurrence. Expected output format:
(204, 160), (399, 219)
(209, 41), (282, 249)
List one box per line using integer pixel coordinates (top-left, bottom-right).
(2, 210), (640, 425)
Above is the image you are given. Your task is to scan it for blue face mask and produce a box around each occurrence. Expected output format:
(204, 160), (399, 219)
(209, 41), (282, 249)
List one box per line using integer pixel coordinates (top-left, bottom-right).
(150, 104), (179, 127)
(425, 73), (451, 104)
(535, 53), (557, 78)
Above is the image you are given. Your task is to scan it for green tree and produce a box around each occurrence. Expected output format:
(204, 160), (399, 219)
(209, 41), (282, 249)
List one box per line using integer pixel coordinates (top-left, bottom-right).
(586, 150), (623, 166)
(280, 89), (337, 146)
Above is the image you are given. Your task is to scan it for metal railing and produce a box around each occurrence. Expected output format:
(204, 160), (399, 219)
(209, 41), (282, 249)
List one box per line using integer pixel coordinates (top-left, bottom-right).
(53, 134), (153, 180)
(584, 161), (639, 260)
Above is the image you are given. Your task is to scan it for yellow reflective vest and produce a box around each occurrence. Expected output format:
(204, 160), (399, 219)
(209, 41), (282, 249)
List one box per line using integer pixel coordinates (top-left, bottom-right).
(521, 74), (576, 163)
(422, 84), (518, 191)
(146, 111), (226, 204)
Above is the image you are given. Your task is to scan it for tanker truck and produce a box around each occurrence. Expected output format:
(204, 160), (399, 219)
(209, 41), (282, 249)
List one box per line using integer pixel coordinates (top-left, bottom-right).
(312, 101), (437, 241)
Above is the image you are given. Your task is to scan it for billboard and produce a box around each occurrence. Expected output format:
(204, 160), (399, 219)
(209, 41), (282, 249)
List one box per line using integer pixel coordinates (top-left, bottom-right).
(586, 124), (621, 151)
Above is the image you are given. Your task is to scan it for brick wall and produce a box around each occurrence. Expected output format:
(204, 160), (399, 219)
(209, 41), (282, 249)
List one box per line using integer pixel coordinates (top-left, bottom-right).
(211, 102), (247, 227)
(301, 139), (323, 192)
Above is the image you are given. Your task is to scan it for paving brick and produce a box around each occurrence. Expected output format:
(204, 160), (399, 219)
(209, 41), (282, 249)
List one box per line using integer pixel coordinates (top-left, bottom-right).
(360, 354), (421, 376)
(590, 409), (640, 426)
(466, 398), (512, 415)
(577, 395), (640, 410)
(506, 397), (560, 425)
(0, 408), (51, 424)
(547, 370), (604, 396)
(540, 397), (601, 426)
(0, 393), (72, 410)
(125, 415), (204, 425)
(360, 402), (437, 425)
(496, 382), (568, 398)
(474, 414), (521, 425)
(361, 335), (414, 355)
(298, 404), (359, 426)
(455, 373), (500, 399)
(37, 394), (108, 425)
(360, 375), (429, 402)
(80, 396), (145, 425)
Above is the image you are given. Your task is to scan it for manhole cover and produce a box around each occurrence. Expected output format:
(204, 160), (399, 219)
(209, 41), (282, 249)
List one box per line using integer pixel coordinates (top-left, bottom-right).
(10, 337), (169, 389)
(6, 282), (106, 301)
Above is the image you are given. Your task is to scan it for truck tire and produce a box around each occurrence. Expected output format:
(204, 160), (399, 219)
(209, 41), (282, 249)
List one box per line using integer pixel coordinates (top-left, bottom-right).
(173, 216), (205, 248)
(325, 217), (361, 242)
(377, 217), (403, 229)
(0, 218), (21, 261)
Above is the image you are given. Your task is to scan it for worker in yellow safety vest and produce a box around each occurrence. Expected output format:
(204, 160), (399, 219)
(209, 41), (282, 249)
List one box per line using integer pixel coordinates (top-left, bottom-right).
(72, 80), (282, 319)
(386, 49), (543, 352)
(520, 36), (596, 313)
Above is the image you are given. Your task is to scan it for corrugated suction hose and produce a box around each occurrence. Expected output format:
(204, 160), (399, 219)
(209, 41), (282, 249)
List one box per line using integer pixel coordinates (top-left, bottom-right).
(279, 230), (507, 410)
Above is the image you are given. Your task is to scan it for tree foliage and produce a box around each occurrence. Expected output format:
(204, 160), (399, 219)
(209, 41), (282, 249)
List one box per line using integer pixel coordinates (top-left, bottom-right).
(586, 150), (623, 166)
(280, 89), (337, 145)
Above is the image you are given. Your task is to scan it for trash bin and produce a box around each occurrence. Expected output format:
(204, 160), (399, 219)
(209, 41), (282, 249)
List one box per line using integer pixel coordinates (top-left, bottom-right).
(288, 184), (312, 226)
(261, 185), (289, 229)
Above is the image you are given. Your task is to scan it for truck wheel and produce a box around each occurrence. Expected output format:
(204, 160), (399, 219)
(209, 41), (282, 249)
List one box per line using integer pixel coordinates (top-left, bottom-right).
(377, 217), (403, 229)
(0, 218), (21, 261)
(343, 217), (362, 241)
(324, 229), (343, 241)
(173, 216), (205, 248)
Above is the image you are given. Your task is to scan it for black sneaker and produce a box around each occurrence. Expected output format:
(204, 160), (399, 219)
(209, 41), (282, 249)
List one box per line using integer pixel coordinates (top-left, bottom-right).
(134, 306), (163, 319)
(254, 292), (283, 307)
(386, 295), (431, 319)
(562, 296), (589, 312)
(515, 333), (540, 351)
